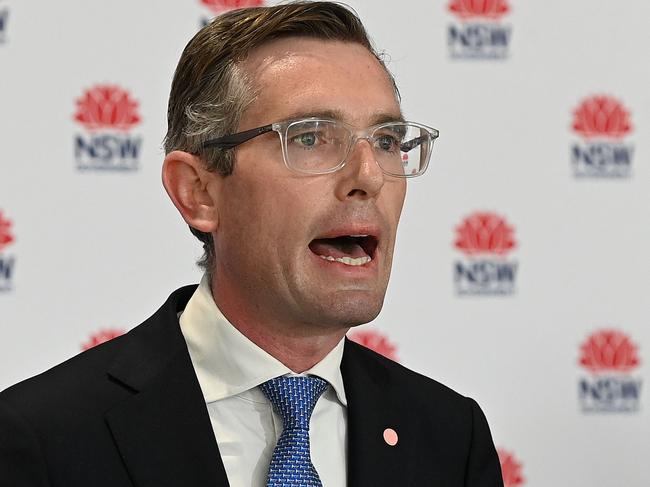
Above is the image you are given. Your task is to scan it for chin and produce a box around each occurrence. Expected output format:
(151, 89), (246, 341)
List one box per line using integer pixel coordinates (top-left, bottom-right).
(315, 291), (385, 327)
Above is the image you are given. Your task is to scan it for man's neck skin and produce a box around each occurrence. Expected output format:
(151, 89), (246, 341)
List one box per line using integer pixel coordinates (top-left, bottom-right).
(210, 279), (348, 373)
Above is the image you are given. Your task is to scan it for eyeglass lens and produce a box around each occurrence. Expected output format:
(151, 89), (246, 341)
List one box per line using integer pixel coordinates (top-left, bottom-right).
(284, 120), (431, 176)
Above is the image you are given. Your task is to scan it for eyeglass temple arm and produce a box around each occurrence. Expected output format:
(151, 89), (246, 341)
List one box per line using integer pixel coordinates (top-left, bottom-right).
(202, 124), (274, 150)
(400, 135), (429, 152)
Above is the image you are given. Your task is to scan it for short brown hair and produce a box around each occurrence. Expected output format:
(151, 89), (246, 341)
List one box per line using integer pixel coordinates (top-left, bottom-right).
(163, 1), (397, 275)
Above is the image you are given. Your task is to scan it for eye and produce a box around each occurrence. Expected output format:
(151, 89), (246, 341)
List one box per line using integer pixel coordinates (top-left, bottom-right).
(289, 130), (330, 151)
(374, 134), (400, 153)
(296, 132), (317, 147)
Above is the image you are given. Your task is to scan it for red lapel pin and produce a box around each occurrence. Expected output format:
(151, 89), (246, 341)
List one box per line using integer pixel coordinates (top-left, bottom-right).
(383, 428), (398, 446)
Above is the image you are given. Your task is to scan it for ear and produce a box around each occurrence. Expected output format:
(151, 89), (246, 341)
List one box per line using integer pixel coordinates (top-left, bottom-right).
(162, 150), (220, 233)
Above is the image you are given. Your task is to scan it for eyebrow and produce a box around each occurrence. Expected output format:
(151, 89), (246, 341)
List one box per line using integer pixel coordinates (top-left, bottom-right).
(282, 108), (405, 125)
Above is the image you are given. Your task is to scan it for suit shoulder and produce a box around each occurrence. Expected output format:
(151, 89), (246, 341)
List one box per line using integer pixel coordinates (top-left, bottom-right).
(0, 332), (129, 417)
(0, 284), (196, 415)
(345, 339), (468, 405)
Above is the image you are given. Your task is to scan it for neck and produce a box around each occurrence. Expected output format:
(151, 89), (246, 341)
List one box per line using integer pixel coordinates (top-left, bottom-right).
(211, 280), (348, 373)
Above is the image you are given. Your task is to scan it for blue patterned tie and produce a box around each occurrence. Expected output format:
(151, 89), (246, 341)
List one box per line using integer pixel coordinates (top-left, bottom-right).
(259, 375), (329, 487)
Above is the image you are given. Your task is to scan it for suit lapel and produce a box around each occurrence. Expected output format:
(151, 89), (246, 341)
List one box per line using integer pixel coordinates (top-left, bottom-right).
(104, 286), (230, 487)
(342, 339), (418, 487)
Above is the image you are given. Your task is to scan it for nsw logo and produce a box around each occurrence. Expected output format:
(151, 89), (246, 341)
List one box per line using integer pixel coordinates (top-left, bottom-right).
(578, 329), (642, 413)
(0, 210), (16, 292)
(447, 0), (512, 59)
(199, 0), (264, 27)
(0, 5), (9, 44)
(498, 448), (525, 487)
(570, 95), (634, 179)
(73, 84), (143, 171)
(453, 212), (518, 295)
(348, 329), (398, 362)
(81, 328), (125, 351)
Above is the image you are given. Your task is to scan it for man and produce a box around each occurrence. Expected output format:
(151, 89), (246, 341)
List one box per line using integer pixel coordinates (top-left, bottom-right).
(0, 2), (503, 486)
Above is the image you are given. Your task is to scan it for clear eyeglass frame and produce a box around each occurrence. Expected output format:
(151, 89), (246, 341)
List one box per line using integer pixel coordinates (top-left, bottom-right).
(201, 117), (440, 178)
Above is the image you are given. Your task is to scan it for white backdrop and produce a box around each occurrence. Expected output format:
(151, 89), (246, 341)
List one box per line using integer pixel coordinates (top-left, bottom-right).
(1, 1), (649, 485)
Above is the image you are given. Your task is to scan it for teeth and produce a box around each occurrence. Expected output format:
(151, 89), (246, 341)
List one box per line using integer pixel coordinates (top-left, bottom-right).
(349, 234), (368, 238)
(318, 255), (372, 266)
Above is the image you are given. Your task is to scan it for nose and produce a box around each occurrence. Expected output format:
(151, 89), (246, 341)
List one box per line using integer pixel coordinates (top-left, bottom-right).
(334, 137), (385, 201)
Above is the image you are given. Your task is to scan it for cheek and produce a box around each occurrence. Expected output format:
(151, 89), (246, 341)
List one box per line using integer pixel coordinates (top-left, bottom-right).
(382, 181), (407, 225)
(221, 173), (317, 250)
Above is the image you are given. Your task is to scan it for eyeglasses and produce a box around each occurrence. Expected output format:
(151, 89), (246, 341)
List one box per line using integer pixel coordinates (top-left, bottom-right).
(201, 118), (439, 178)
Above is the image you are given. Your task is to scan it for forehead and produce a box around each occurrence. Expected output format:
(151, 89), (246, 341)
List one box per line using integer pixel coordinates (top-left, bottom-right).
(239, 37), (401, 128)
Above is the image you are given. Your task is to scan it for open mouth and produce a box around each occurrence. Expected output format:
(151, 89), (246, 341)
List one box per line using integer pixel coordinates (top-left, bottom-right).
(308, 234), (378, 267)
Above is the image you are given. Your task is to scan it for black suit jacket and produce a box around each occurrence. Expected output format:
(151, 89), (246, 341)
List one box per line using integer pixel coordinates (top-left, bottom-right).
(0, 285), (503, 486)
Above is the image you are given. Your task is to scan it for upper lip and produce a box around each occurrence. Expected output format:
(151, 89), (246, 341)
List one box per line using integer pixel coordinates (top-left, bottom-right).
(313, 224), (381, 241)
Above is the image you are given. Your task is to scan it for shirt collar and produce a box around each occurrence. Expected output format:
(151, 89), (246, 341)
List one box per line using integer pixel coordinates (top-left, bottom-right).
(179, 275), (347, 406)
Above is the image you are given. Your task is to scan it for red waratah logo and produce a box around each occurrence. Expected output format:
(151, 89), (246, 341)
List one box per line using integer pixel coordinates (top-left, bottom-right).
(572, 95), (632, 140)
(81, 328), (125, 351)
(448, 0), (510, 19)
(201, 0), (263, 13)
(74, 85), (141, 132)
(454, 212), (516, 256)
(0, 211), (15, 252)
(498, 449), (525, 487)
(348, 330), (398, 361)
(579, 329), (640, 373)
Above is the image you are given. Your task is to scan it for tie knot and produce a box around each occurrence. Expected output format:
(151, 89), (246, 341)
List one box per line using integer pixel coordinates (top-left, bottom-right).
(260, 376), (329, 430)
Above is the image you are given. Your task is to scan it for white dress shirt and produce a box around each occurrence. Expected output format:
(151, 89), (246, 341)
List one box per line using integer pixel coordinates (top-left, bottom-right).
(179, 275), (348, 487)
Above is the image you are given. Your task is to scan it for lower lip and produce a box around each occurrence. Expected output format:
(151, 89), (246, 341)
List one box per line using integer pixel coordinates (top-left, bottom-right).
(308, 248), (379, 277)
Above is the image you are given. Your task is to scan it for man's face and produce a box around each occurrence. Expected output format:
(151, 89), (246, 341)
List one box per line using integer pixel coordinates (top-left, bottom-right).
(211, 38), (406, 333)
